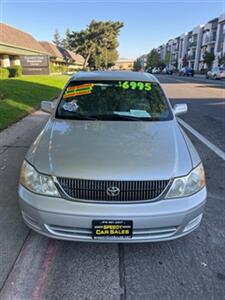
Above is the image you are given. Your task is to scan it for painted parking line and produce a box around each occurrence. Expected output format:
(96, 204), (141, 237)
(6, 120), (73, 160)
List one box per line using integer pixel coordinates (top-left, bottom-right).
(178, 117), (225, 161)
(206, 101), (225, 106)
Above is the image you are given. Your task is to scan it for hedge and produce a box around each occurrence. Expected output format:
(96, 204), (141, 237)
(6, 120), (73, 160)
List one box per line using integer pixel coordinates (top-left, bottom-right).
(7, 65), (22, 77)
(50, 63), (68, 74)
(0, 68), (9, 79)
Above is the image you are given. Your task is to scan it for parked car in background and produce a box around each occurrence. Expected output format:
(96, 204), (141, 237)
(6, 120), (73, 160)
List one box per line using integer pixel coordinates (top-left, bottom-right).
(179, 67), (194, 77)
(145, 68), (152, 73)
(162, 67), (173, 75)
(206, 66), (225, 80)
(152, 67), (161, 74)
(18, 71), (207, 242)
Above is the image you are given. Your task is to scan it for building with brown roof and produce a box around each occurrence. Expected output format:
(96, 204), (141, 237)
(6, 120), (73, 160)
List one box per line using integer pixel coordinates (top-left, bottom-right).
(0, 23), (85, 74)
(0, 23), (48, 68)
(40, 42), (85, 73)
(39, 41), (64, 61)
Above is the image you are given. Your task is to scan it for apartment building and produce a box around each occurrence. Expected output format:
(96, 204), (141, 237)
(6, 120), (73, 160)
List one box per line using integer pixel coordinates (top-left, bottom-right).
(199, 18), (218, 70)
(157, 44), (166, 62)
(178, 33), (188, 69)
(186, 25), (204, 70)
(139, 13), (225, 72)
(215, 13), (225, 64)
(138, 54), (148, 68)
(171, 37), (180, 68)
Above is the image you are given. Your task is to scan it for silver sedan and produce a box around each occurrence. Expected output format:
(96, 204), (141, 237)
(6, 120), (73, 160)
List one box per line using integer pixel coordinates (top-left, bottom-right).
(18, 71), (207, 242)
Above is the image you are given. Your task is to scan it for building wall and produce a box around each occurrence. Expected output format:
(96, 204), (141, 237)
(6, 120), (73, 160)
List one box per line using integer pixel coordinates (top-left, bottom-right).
(138, 12), (225, 72)
(113, 59), (134, 70)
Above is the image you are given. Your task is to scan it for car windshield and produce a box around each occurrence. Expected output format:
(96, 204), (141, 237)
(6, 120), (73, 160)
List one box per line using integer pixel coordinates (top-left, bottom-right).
(56, 80), (173, 121)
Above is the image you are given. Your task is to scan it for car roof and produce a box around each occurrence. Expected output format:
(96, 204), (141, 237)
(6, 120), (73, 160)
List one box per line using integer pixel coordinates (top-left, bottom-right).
(70, 71), (159, 83)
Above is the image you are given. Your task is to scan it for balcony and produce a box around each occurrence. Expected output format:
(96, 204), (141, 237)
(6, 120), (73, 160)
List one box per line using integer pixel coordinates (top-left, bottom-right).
(203, 35), (216, 45)
(187, 54), (196, 61)
(189, 41), (197, 47)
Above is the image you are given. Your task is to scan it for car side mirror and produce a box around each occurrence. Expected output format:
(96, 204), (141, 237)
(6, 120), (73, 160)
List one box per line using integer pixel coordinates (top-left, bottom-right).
(41, 101), (55, 113)
(173, 104), (188, 116)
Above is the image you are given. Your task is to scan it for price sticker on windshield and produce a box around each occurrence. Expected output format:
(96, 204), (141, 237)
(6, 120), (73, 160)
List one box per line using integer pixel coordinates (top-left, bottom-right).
(118, 81), (152, 92)
(64, 83), (94, 99)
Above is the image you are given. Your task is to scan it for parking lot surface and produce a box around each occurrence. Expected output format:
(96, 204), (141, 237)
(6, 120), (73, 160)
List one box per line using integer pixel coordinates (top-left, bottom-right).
(0, 74), (225, 300)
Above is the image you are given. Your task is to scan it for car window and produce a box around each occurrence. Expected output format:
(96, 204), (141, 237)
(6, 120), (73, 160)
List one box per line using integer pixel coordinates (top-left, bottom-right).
(56, 80), (173, 121)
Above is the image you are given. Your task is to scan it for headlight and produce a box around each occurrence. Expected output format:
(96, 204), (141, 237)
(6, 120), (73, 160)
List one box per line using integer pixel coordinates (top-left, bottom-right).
(166, 163), (206, 199)
(19, 160), (59, 196)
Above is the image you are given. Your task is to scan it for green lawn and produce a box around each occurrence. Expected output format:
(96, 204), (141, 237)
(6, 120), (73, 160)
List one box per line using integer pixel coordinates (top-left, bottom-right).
(0, 75), (69, 131)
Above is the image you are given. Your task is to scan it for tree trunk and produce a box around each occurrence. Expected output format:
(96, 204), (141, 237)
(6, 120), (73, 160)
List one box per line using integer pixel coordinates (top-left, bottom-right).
(83, 51), (91, 68)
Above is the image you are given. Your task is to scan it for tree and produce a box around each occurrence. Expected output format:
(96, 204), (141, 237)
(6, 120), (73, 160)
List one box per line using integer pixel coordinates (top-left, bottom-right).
(203, 51), (215, 70)
(219, 55), (225, 66)
(164, 51), (171, 65)
(182, 54), (188, 67)
(133, 58), (142, 71)
(105, 49), (119, 68)
(63, 28), (71, 49)
(67, 20), (123, 69)
(52, 29), (63, 47)
(146, 49), (160, 69)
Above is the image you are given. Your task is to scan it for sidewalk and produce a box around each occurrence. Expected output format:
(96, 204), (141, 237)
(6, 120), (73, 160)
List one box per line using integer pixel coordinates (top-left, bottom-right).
(0, 109), (49, 289)
(0, 110), (49, 150)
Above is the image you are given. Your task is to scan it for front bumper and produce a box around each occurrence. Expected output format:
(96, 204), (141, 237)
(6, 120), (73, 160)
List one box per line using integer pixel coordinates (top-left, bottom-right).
(18, 185), (207, 242)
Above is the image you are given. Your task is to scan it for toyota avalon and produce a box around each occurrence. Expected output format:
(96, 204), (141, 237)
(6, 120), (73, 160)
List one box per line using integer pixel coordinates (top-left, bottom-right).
(18, 71), (207, 242)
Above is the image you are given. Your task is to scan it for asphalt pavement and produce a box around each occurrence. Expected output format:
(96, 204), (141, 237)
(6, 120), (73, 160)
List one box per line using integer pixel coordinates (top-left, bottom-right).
(0, 74), (225, 300)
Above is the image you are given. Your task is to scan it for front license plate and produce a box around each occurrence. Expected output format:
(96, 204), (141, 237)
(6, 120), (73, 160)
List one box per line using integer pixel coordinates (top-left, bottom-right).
(92, 220), (133, 239)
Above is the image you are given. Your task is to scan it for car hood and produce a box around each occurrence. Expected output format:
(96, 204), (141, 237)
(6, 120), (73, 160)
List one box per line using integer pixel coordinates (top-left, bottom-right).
(26, 118), (193, 180)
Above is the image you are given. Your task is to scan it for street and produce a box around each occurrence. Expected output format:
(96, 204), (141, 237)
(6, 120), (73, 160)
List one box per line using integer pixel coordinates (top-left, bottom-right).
(0, 74), (225, 300)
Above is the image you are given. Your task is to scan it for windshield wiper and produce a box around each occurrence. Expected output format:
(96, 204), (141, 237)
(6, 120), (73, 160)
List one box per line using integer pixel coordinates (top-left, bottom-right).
(111, 114), (161, 121)
(58, 112), (97, 120)
(113, 114), (143, 121)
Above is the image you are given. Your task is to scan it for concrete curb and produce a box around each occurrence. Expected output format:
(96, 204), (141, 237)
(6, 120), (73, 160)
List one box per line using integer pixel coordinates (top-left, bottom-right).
(0, 110), (49, 148)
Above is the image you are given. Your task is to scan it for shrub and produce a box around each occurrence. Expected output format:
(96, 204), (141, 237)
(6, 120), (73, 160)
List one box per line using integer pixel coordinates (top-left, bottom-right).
(7, 65), (22, 77)
(50, 63), (68, 74)
(0, 68), (9, 79)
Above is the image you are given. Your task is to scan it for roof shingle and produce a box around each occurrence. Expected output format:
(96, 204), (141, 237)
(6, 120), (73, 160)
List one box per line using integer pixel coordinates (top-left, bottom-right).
(0, 23), (47, 53)
(39, 41), (64, 58)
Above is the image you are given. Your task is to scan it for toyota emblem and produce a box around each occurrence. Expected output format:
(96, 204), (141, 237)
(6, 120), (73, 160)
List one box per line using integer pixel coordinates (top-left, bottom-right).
(106, 186), (120, 197)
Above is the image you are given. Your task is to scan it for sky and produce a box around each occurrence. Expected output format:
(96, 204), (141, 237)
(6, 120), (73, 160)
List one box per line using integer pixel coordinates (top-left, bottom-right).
(0, 0), (224, 59)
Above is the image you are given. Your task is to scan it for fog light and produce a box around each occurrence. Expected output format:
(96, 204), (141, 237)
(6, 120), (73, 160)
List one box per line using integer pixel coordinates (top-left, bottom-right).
(183, 214), (203, 233)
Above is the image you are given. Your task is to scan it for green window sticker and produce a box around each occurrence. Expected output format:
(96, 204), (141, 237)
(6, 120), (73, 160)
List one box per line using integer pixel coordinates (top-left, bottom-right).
(118, 81), (152, 92)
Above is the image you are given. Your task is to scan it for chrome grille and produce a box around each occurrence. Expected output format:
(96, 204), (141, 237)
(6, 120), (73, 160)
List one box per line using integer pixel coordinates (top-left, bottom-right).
(56, 178), (170, 202)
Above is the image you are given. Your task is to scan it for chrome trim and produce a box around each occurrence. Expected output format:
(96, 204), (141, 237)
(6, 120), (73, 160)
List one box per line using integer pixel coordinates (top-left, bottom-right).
(45, 224), (178, 240)
(53, 176), (173, 204)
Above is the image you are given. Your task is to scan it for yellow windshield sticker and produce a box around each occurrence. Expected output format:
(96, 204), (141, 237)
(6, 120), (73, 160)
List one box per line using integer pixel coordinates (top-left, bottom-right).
(64, 83), (94, 99)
